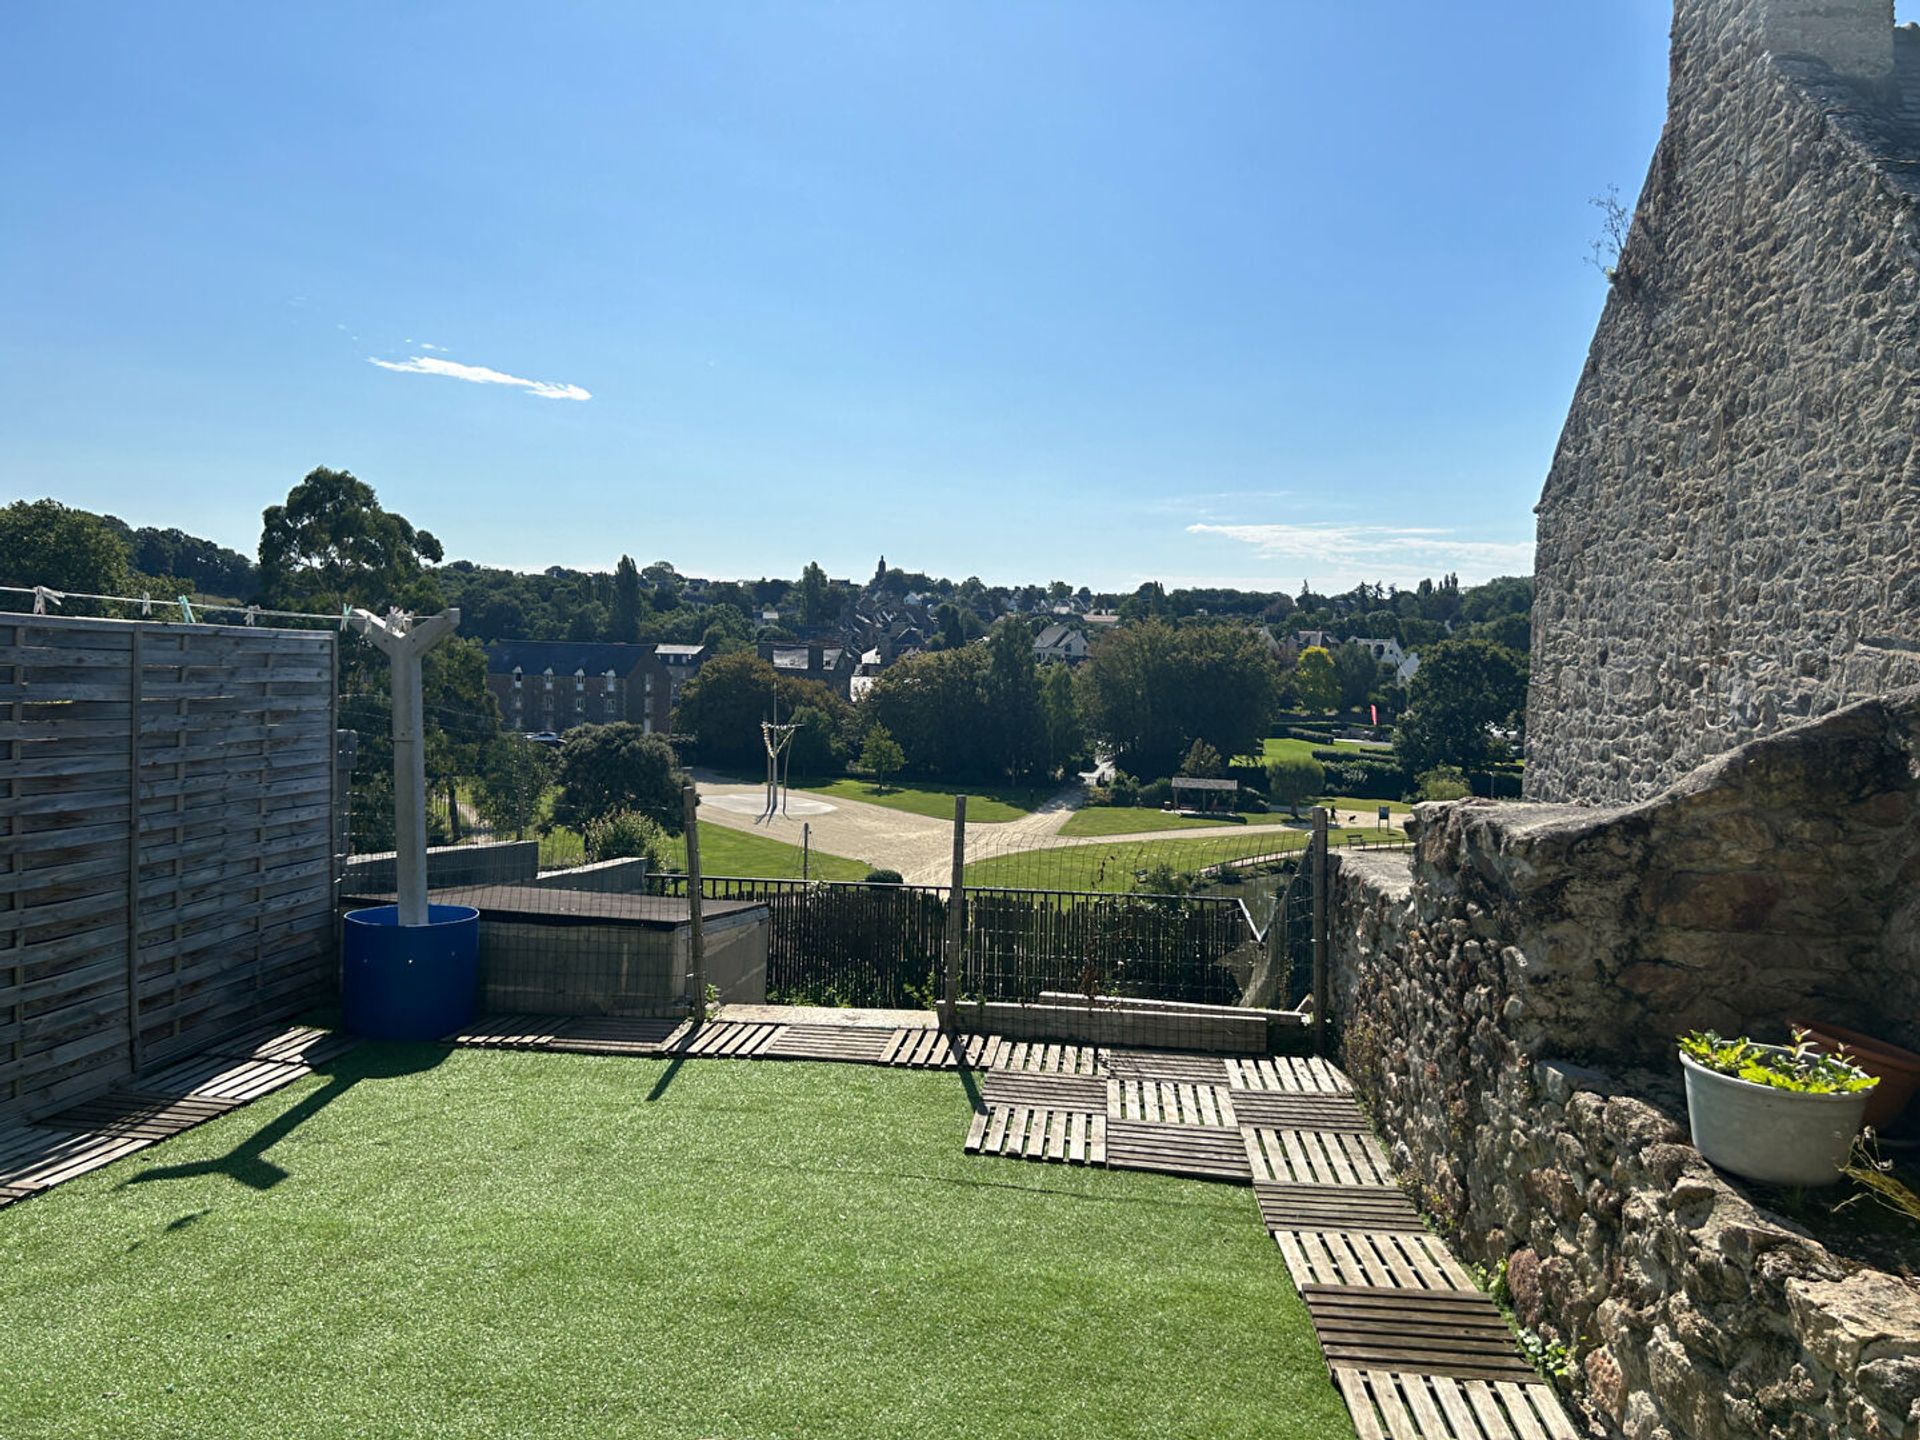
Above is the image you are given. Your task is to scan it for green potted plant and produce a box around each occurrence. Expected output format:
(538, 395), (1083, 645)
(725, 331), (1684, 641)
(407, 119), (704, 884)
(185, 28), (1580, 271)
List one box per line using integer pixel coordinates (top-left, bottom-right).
(1679, 1030), (1878, 1187)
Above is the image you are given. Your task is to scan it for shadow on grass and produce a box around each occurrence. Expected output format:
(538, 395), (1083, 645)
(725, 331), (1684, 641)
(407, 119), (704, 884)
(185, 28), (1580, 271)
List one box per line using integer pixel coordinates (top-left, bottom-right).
(119, 1043), (448, 1194)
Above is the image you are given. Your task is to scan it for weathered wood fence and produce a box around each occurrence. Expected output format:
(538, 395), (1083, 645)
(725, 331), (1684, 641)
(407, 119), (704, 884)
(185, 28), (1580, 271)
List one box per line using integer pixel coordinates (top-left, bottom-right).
(0, 614), (339, 1126)
(651, 874), (1262, 1008)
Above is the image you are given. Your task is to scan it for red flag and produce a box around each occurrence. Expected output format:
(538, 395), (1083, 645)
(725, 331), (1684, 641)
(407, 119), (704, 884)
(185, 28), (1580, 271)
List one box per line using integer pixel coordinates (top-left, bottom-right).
(1370, 704), (1378, 727)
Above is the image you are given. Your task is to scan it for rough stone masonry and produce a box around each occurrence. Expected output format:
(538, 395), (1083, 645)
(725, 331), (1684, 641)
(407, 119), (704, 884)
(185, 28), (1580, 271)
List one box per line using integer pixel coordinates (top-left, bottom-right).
(1528, 0), (1920, 805)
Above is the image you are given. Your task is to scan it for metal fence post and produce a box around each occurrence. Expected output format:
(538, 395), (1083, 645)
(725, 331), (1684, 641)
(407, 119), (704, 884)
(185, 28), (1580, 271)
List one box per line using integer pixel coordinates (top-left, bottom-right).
(683, 780), (706, 1022)
(1311, 806), (1329, 1058)
(942, 795), (967, 1024)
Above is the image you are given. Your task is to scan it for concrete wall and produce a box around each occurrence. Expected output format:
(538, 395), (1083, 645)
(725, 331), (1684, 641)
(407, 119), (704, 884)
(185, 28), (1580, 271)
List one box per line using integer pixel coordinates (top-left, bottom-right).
(1326, 696), (1920, 1439)
(1527, 0), (1920, 804)
(343, 839), (539, 893)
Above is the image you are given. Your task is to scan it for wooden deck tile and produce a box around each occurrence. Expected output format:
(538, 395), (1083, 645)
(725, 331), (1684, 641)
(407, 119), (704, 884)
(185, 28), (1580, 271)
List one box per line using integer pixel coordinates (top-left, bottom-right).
(1104, 1050), (1231, 1085)
(1255, 1181), (1426, 1234)
(1243, 1127), (1395, 1187)
(1273, 1230), (1475, 1292)
(0, 1127), (153, 1192)
(1227, 1056), (1352, 1093)
(662, 1020), (781, 1058)
(1105, 1078), (1239, 1127)
(1333, 1371), (1579, 1439)
(991, 1040), (1102, 1074)
(0, 1183), (32, 1209)
(761, 1025), (896, 1064)
(442, 1014), (570, 1050)
(981, 1070), (1108, 1112)
(127, 1055), (310, 1105)
(546, 1017), (685, 1056)
(207, 1024), (357, 1067)
(34, 1091), (243, 1143)
(879, 1029), (1001, 1069)
(1302, 1286), (1539, 1384)
(1231, 1091), (1369, 1132)
(1104, 1119), (1253, 1183)
(965, 1106), (1106, 1165)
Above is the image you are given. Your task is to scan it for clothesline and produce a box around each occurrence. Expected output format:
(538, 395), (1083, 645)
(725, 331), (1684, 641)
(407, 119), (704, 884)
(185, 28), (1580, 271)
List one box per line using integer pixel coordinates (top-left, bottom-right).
(2, 584), (378, 629)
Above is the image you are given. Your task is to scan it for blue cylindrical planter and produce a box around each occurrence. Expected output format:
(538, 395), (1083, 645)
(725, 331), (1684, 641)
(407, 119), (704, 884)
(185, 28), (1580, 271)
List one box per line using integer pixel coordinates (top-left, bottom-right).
(341, 904), (481, 1041)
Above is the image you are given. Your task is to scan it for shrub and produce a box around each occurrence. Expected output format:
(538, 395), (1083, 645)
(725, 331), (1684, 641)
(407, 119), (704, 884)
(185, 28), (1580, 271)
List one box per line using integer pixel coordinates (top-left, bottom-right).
(1680, 1030), (1877, 1094)
(1415, 766), (1472, 802)
(864, 867), (904, 885)
(1266, 754), (1326, 818)
(554, 723), (685, 831)
(1138, 777), (1173, 808)
(1108, 771), (1140, 807)
(582, 810), (672, 868)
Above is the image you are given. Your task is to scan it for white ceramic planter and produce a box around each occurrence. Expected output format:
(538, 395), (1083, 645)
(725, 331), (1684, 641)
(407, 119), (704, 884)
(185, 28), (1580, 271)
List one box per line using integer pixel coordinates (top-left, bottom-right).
(1680, 1048), (1870, 1188)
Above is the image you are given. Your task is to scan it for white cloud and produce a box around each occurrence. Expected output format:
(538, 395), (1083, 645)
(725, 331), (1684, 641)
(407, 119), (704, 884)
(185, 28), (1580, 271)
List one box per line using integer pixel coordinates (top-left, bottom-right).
(368, 353), (590, 401)
(418, 342), (446, 352)
(1186, 520), (1533, 590)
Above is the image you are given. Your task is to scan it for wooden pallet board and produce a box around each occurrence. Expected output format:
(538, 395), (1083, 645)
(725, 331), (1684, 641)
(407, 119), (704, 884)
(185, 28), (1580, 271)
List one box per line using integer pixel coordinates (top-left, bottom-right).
(1255, 1181), (1427, 1234)
(443, 1014), (572, 1050)
(1231, 1091), (1369, 1132)
(1274, 1230), (1475, 1292)
(0, 1183), (32, 1209)
(0, 1127), (152, 1192)
(1227, 1056), (1352, 1093)
(547, 1017), (686, 1056)
(990, 1040), (1101, 1075)
(981, 1070), (1108, 1112)
(1334, 1370), (1579, 1440)
(1104, 1050), (1231, 1085)
(34, 1091), (242, 1143)
(661, 1021), (781, 1058)
(1104, 1119), (1254, 1183)
(207, 1024), (357, 1068)
(760, 1025), (896, 1064)
(964, 1106), (1107, 1164)
(1302, 1286), (1539, 1384)
(1106, 1077), (1238, 1127)
(1244, 1127), (1395, 1187)
(126, 1055), (310, 1104)
(879, 1029), (1001, 1069)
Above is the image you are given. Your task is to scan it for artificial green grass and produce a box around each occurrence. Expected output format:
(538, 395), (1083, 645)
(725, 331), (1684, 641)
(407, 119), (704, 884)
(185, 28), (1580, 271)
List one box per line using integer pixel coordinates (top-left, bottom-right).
(794, 777), (1046, 823)
(0, 1049), (1351, 1440)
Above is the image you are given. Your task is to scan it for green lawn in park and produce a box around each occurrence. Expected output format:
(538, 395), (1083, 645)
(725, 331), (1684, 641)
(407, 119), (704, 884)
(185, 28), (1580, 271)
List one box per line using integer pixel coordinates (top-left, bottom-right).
(964, 826), (1382, 894)
(536, 818), (868, 881)
(1240, 736), (1385, 766)
(0, 1049), (1351, 1440)
(795, 776), (1049, 823)
(1057, 806), (1311, 838)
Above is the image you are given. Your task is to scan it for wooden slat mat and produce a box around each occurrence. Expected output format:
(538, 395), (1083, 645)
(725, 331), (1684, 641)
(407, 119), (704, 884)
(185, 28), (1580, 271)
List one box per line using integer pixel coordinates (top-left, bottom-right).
(547, 1017), (685, 1056)
(1255, 1181), (1426, 1234)
(35, 1091), (242, 1143)
(444, 1014), (571, 1050)
(208, 1024), (357, 1068)
(1107, 1078), (1238, 1127)
(0, 1183), (32, 1209)
(0, 1128), (152, 1192)
(965, 1106), (1106, 1164)
(1231, 1091), (1369, 1132)
(981, 1070), (1108, 1112)
(879, 1029), (1000, 1069)
(127, 1055), (310, 1105)
(1334, 1371), (1579, 1440)
(1244, 1127), (1395, 1187)
(1302, 1286), (1539, 1383)
(1227, 1056), (1352, 1093)
(1104, 1050), (1231, 1085)
(1104, 1119), (1253, 1182)
(661, 1021), (781, 1058)
(761, 1026), (896, 1064)
(1274, 1230), (1474, 1292)
(991, 1040), (1101, 1075)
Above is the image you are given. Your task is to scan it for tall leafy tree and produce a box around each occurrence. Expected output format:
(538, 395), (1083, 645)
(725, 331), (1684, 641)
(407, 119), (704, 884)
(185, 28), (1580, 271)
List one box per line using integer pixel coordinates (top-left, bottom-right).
(672, 650), (851, 768)
(258, 467), (443, 612)
(1332, 642), (1388, 710)
(476, 733), (556, 839)
(859, 725), (906, 791)
(610, 555), (643, 643)
(1041, 662), (1084, 775)
(0, 499), (132, 612)
(1076, 620), (1280, 778)
(799, 560), (830, 627)
(982, 617), (1047, 782)
(1292, 646), (1339, 712)
(1394, 637), (1528, 773)
(553, 723), (686, 831)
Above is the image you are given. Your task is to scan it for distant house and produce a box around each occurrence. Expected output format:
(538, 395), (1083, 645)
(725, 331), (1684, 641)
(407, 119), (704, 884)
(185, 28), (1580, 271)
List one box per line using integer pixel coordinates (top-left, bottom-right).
(758, 640), (856, 700)
(1083, 611), (1121, 629)
(1349, 637), (1420, 685)
(851, 647), (884, 702)
(757, 606), (781, 627)
(1032, 623), (1090, 665)
(485, 640), (673, 736)
(652, 642), (711, 712)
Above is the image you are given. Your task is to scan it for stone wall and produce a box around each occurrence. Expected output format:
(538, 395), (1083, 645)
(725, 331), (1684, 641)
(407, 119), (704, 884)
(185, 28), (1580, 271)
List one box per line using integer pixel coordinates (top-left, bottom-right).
(1527, 0), (1920, 805)
(1328, 694), (1920, 1439)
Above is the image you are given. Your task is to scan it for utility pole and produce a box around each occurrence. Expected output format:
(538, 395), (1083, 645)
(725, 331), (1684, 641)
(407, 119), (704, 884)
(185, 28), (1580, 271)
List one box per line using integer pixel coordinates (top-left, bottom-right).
(348, 607), (460, 926)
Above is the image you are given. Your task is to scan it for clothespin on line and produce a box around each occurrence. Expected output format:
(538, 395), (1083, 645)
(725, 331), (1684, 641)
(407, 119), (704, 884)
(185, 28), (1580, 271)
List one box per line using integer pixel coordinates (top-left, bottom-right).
(176, 596), (195, 624)
(30, 586), (64, 616)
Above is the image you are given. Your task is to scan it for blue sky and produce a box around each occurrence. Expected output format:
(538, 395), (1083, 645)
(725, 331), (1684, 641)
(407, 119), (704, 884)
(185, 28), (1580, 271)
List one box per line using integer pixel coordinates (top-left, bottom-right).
(3, 2), (1881, 594)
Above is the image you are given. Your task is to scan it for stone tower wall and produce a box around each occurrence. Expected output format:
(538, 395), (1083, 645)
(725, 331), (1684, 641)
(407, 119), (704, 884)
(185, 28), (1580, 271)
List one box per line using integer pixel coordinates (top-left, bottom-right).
(1526, 0), (1920, 803)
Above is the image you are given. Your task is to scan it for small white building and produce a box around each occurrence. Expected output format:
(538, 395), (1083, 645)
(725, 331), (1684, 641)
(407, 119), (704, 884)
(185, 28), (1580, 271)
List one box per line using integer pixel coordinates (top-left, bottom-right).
(1032, 622), (1090, 664)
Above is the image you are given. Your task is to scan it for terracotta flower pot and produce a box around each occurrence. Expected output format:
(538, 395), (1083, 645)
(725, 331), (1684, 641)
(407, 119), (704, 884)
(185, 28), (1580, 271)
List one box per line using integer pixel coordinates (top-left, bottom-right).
(1792, 1020), (1920, 1131)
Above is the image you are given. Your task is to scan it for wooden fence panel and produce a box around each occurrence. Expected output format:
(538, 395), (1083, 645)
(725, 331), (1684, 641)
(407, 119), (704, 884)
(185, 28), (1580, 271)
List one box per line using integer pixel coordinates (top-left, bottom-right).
(0, 615), (338, 1125)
